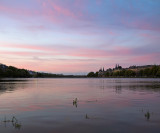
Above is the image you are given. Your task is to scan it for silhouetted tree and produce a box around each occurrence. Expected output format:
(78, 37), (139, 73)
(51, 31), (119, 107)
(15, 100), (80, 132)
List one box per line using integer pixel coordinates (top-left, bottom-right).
(95, 72), (99, 77)
(87, 72), (96, 77)
(156, 67), (160, 77)
(105, 72), (110, 77)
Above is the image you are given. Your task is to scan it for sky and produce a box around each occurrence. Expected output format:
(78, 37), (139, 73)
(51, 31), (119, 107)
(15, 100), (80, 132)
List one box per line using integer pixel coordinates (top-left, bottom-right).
(0, 0), (160, 74)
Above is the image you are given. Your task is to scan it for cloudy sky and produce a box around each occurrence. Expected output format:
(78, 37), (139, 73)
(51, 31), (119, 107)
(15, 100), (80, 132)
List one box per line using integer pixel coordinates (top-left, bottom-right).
(0, 0), (160, 74)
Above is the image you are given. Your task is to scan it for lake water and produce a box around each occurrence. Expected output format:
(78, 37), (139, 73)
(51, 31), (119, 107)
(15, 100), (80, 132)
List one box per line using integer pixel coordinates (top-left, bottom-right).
(0, 78), (160, 133)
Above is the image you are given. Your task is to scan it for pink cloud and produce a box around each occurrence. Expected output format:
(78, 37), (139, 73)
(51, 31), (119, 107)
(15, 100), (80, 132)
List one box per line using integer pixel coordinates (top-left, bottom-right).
(0, 42), (54, 52)
(0, 51), (51, 56)
(108, 31), (117, 36)
(48, 0), (76, 18)
(39, 0), (86, 22)
(69, 48), (110, 57)
(1, 57), (100, 73)
(113, 46), (132, 55)
(0, 0), (84, 25)
(127, 53), (160, 64)
(0, 4), (38, 17)
(0, 0), (101, 35)
(2, 50), (159, 74)
(0, 41), (134, 58)
(140, 33), (151, 38)
(121, 15), (160, 31)
(139, 33), (160, 40)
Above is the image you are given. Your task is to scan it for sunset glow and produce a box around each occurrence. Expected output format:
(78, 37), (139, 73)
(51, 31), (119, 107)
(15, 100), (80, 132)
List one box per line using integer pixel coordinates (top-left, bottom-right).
(0, 0), (160, 74)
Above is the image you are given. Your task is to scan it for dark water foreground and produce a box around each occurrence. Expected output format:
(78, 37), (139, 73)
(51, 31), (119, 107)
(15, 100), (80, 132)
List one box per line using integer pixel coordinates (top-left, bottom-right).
(0, 78), (160, 133)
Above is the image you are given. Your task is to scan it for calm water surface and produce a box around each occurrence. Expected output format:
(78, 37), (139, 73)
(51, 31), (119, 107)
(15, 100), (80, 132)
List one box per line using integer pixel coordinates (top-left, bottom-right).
(0, 78), (160, 133)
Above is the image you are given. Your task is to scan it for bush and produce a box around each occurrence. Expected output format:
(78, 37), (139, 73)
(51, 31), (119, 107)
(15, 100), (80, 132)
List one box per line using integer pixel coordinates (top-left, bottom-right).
(87, 72), (96, 77)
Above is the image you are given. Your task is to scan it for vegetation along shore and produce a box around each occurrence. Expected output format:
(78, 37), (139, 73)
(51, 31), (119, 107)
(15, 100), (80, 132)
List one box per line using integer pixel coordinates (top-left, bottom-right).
(1, 63), (160, 78)
(87, 64), (160, 78)
(0, 63), (85, 78)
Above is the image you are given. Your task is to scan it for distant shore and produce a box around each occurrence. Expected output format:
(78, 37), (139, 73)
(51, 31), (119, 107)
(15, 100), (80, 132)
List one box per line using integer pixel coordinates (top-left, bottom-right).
(87, 65), (160, 78)
(1, 63), (160, 78)
(0, 63), (87, 78)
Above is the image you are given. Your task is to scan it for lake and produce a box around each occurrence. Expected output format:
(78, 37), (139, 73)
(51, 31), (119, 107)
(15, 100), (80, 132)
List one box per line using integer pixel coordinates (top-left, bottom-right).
(0, 78), (160, 133)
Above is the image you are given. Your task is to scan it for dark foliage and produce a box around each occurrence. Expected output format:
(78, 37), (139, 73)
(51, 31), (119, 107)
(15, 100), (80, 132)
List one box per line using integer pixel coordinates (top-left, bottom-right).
(87, 65), (160, 78)
(87, 72), (98, 77)
(0, 65), (31, 78)
(0, 63), (86, 78)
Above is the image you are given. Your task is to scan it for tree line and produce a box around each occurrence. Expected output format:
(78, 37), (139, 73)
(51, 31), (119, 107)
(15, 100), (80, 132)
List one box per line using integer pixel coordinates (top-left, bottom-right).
(0, 66), (67, 78)
(87, 65), (160, 78)
(0, 64), (86, 78)
(0, 66), (31, 78)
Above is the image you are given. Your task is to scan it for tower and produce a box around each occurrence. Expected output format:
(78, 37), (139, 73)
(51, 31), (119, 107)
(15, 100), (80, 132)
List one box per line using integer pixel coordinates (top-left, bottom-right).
(115, 64), (117, 69)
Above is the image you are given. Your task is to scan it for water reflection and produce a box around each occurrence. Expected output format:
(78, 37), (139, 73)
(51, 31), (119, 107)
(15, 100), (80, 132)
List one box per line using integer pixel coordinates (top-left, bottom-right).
(144, 112), (150, 120)
(0, 78), (160, 133)
(140, 109), (152, 121)
(115, 85), (122, 94)
(0, 79), (30, 94)
(98, 78), (160, 92)
(73, 98), (78, 108)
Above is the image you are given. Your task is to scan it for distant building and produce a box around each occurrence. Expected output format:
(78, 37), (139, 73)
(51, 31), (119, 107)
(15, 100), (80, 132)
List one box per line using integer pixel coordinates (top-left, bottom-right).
(98, 64), (123, 77)
(115, 64), (122, 70)
(98, 64), (160, 77)
(106, 68), (112, 72)
(98, 67), (105, 77)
